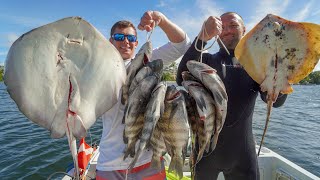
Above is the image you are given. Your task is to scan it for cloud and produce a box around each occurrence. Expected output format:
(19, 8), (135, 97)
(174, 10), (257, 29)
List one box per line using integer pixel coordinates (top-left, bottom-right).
(168, 0), (224, 39)
(0, 51), (7, 56)
(292, 1), (313, 21)
(246, 0), (290, 30)
(195, 0), (224, 17)
(156, 0), (167, 8)
(6, 33), (19, 47)
(314, 61), (320, 71)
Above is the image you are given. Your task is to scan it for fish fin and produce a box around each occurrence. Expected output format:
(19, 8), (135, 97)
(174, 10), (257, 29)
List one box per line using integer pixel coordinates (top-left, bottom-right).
(68, 113), (87, 139)
(127, 149), (141, 171)
(258, 99), (273, 156)
(121, 85), (128, 105)
(123, 130), (128, 144)
(122, 105), (128, 124)
(196, 145), (205, 164)
(67, 74), (87, 139)
(211, 133), (218, 151)
(124, 139), (137, 160)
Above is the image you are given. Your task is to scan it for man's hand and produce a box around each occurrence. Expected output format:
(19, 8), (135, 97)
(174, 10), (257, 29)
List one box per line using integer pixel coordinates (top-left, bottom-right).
(198, 16), (222, 42)
(138, 11), (163, 32)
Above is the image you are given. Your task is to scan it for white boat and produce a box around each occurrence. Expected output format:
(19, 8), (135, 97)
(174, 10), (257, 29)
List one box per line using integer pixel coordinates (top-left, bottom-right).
(61, 145), (319, 180)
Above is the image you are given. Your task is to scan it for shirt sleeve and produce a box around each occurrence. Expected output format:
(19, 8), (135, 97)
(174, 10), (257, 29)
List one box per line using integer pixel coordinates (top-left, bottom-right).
(151, 34), (191, 66)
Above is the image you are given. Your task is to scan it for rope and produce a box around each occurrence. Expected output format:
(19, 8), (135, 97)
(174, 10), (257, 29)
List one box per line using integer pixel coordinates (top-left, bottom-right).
(146, 21), (158, 42)
(194, 19), (230, 63)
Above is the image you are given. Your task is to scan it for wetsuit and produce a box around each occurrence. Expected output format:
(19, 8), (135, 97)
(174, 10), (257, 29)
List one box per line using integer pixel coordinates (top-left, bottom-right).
(176, 38), (287, 180)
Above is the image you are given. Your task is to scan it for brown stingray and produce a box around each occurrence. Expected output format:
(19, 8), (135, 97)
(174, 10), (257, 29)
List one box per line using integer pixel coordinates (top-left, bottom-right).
(235, 14), (320, 155)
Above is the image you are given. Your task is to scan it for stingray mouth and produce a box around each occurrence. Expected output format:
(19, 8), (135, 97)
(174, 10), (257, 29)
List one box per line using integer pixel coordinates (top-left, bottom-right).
(68, 39), (82, 45)
(66, 33), (84, 45)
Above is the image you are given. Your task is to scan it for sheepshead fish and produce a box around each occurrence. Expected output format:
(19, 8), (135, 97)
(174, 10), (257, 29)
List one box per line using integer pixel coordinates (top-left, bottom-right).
(127, 81), (167, 170)
(186, 60), (227, 147)
(149, 123), (167, 170)
(121, 41), (152, 105)
(128, 59), (163, 96)
(157, 85), (189, 179)
(182, 80), (216, 162)
(179, 89), (198, 178)
(123, 75), (158, 159)
(181, 71), (199, 82)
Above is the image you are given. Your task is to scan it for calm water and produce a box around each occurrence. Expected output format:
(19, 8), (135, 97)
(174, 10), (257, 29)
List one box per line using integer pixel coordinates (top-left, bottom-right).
(0, 82), (319, 179)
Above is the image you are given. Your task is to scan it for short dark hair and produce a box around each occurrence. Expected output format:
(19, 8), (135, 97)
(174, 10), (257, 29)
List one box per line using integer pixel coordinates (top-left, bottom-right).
(220, 12), (245, 26)
(110, 20), (137, 37)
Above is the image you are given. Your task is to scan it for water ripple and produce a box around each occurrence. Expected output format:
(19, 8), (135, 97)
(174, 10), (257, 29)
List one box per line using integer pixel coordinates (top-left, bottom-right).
(0, 83), (320, 178)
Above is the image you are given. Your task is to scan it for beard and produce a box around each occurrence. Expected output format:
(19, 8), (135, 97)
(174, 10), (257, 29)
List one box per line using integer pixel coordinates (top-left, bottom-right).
(219, 34), (242, 50)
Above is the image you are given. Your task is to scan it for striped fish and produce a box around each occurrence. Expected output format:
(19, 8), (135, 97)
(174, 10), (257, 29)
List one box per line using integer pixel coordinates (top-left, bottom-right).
(158, 85), (189, 179)
(127, 81), (167, 170)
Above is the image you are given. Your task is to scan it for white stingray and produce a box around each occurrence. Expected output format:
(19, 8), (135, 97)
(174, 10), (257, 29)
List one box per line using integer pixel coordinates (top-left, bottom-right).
(4, 17), (126, 178)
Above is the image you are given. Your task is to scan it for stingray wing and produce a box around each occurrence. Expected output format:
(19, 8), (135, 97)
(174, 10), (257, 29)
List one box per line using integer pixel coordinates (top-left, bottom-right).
(235, 14), (320, 97)
(4, 17), (126, 138)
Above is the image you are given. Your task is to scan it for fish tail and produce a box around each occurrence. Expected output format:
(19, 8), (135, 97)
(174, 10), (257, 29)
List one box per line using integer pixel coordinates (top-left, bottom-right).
(196, 146), (205, 164)
(258, 100), (273, 156)
(150, 155), (161, 170)
(169, 154), (183, 179)
(123, 130), (128, 144)
(211, 132), (219, 151)
(124, 141), (136, 160)
(127, 149), (140, 171)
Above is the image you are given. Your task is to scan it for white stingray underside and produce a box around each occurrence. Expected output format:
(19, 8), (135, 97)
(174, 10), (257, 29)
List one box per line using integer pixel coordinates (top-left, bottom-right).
(4, 17), (126, 139)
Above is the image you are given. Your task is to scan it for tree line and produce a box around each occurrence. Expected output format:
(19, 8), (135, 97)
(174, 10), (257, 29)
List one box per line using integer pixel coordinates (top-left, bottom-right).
(0, 66), (3, 82)
(0, 64), (319, 85)
(299, 71), (320, 85)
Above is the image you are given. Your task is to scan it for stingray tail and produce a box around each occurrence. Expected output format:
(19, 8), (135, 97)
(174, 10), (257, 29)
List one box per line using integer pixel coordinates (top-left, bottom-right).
(258, 100), (273, 156)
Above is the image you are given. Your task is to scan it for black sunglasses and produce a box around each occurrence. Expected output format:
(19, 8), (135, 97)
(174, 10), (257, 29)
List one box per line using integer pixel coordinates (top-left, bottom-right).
(112, 33), (137, 42)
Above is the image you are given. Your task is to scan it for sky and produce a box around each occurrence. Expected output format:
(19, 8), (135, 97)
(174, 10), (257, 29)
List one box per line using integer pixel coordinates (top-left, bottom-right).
(1, 0), (320, 70)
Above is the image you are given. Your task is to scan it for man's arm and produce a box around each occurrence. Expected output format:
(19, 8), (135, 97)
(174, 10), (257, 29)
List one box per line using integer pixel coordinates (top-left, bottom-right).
(176, 16), (222, 86)
(138, 11), (185, 43)
(176, 38), (208, 85)
(138, 11), (190, 64)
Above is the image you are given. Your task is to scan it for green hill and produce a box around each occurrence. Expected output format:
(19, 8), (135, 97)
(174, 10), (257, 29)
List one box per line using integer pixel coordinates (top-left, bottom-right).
(0, 66), (3, 82)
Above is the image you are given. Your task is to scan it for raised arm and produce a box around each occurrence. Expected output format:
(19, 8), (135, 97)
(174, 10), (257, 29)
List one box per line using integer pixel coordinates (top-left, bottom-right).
(138, 11), (190, 65)
(138, 11), (186, 43)
(176, 16), (222, 85)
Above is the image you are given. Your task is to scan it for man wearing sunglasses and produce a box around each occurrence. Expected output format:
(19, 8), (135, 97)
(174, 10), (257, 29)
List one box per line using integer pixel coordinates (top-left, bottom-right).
(96, 10), (190, 180)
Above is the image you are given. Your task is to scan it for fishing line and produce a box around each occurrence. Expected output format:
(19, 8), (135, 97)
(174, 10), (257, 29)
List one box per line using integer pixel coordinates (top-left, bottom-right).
(146, 21), (157, 42)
